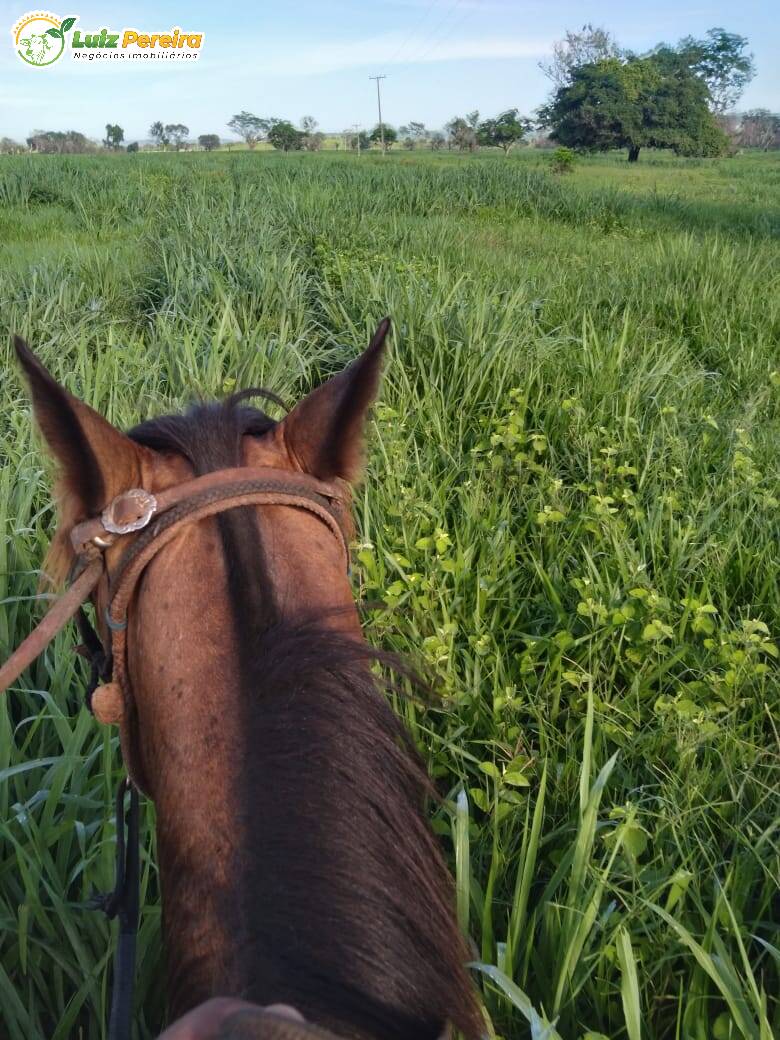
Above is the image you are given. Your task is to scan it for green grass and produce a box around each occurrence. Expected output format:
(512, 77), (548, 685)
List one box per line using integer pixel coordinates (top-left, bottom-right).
(0, 149), (778, 1039)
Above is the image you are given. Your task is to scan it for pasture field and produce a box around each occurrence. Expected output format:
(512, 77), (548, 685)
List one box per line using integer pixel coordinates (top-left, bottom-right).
(0, 149), (778, 1039)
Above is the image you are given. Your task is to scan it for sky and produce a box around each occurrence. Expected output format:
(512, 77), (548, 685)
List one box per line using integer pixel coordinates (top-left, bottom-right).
(1, 0), (778, 143)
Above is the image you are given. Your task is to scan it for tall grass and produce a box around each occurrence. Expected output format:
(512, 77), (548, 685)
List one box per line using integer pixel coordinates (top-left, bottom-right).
(0, 150), (778, 1039)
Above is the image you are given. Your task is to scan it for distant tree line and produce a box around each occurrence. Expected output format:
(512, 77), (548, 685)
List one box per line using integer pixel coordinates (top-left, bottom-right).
(223, 112), (325, 151)
(24, 130), (97, 154)
(1, 28), (774, 161)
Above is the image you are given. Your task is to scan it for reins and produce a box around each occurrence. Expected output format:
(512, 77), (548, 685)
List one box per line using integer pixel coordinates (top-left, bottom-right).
(85, 777), (140, 1040)
(0, 465), (351, 1039)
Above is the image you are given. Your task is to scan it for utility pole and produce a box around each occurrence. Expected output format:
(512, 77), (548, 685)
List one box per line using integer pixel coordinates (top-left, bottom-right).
(369, 74), (387, 154)
(351, 123), (361, 156)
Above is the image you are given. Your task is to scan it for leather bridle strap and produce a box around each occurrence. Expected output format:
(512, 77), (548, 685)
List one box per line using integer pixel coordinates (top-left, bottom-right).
(70, 467), (349, 555)
(0, 467), (350, 697)
(110, 483), (348, 623)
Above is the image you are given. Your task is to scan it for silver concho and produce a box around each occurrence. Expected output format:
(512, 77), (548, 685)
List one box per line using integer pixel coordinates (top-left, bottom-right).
(101, 488), (158, 535)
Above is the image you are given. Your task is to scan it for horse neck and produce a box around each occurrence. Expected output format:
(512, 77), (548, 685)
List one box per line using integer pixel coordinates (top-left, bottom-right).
(126, 519), (475, 1037)
(150, 674), (253, 1015)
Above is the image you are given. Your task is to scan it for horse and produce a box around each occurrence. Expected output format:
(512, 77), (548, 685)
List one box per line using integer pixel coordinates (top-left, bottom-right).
(11, 321), (481, 1040)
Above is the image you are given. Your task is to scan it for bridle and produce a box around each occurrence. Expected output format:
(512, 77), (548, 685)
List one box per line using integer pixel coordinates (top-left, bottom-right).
(0, 465), (351, 1040)
(0, 465), (350, 719)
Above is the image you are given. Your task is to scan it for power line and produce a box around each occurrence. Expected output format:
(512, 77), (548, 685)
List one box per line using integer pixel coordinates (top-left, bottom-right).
(395, 0), (467, 68)
(410, 0), (480, 66)
(386, 0), (443, 66)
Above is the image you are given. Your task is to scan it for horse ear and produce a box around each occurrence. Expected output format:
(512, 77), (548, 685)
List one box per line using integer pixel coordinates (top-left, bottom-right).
(14, 336), (148, 519)
(279, 318), (390, 482)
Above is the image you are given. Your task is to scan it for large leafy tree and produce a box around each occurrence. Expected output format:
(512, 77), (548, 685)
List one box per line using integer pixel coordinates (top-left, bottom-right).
(227, 111), (268, 149)
(676, 28), (755, 113)
(540, 54), (728, 162)
(267, 120), (304, 152)
(198, 134), (221, 151)
(369, 124), (397, 149)
(477, 109), (533, 154)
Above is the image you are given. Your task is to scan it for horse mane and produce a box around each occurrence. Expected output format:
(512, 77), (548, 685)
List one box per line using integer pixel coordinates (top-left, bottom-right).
(128, 395), (482, 1039)
(235, 622), (481, 1040)
(128, 390), (280, 469)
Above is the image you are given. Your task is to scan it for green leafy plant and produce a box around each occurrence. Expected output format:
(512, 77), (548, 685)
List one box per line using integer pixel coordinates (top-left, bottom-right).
(551, 146), (577, 173)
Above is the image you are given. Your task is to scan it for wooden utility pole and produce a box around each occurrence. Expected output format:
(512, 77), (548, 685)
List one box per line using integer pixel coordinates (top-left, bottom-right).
(369, 74), (387, 153)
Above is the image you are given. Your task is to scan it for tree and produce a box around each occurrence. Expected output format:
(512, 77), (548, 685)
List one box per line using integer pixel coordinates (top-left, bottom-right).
(26, 130), (93, 154)
(165, 124), (189, 150)
(198, 134), (221, 151)
(227, 111), (268, 149)
(477, 109), (533, 154)
(676, 28), (755, 113)
(539, 55), (728, 162)
(0, 137), (23, 154)
(540, 24), (621, 90)
(303, 132), (325, 152)
(347, 130), (370, 152)
(739, 109), (780, 150)
(399, 121), (427, 149)
(370, 124), (397, 149)
(103, 123), (124, 150)
(149, 121), (168, 149)
(445, 116), (477, 151)
(267, 120), (304, 151)
(429, 130), (445, 151)
(299, 117), (323, 151)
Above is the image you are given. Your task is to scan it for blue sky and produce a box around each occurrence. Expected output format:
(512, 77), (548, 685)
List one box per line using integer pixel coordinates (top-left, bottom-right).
(1, 0), (778, 142)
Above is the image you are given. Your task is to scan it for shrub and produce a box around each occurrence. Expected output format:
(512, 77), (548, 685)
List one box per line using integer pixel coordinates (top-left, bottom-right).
(551, 146), (577, 173)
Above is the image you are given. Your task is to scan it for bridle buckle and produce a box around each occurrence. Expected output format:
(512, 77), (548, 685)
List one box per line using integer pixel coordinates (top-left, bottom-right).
(101, 489), (158, 535)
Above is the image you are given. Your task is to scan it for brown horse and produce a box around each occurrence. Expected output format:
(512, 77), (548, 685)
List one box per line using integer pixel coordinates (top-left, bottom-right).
(14, 322), (481, 1040)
